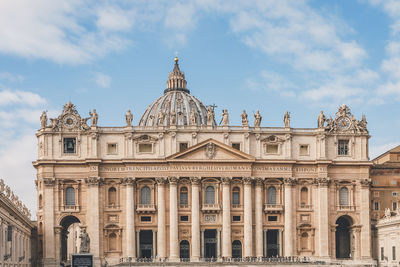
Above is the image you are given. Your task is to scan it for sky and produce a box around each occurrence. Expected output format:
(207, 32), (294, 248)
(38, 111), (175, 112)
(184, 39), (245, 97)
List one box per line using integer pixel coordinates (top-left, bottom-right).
(0, 0), (399, 217)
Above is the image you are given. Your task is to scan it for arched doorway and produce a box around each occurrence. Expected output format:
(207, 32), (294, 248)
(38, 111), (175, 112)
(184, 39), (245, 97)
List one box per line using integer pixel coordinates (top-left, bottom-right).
(232, 240), (242, 259)
(60, 215), (81, 262)
(180, 240), (190, 259)
(335, 216), (352, 259)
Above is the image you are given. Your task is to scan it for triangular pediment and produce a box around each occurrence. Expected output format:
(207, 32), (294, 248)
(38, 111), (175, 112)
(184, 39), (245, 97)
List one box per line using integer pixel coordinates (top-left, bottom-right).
(167, 139), (255, 161)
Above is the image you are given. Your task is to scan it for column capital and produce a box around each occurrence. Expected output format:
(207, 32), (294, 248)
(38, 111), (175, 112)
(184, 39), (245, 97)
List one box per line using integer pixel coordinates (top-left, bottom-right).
(54, 226), (62, 234)
(359, 178), (371, 188)
(283, 177), (297, 186)
(43, 178), (56, 187)
(190, 177), (201, 185)
(313, 177), (331, 187)
(243, 177), (253, 185)
(221, 177), (231, 185)
(156, 177), (167, 185)
(85, 176), (104, 186)
(168, 176), (178, 185)
(254, 177), (264, 186)
(121, 177), (136, 186)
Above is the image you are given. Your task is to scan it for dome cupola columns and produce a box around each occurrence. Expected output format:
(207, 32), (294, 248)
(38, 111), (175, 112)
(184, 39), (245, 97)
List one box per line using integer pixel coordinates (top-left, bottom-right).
(165, 57), (189, 94)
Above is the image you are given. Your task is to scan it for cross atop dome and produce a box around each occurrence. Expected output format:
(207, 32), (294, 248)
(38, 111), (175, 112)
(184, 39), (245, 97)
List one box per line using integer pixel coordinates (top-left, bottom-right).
(165, 56), (189, 94)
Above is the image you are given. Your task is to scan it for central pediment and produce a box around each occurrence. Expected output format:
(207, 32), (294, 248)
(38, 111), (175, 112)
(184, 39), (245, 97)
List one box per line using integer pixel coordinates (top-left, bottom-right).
(167, 139), (255, 162)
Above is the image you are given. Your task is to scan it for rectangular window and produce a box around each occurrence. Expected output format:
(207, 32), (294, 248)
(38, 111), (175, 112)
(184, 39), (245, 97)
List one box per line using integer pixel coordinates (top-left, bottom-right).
(373, 180), (378, 185)
(392, 180), (397, 185)
(180, 216), (189, 222)
(7, 226), (12, 241)
(179, 142), (188, 152)
(374, 202), (379, 211)
(374, 191), (380, 197)
(63, 138), (76, 154)
(141, 216), (151, 222)
(393, 246), (396, 260)
(393, 192), (399, 197)
(138, 143), (152, 153)
(232, 216), (241, 222)
(381, 247), (384, 261)
(268, 216), (278, 221)
(107, 143), (117, 154)
(338, 140), (349, 155)
(299, 144), (309, 156)
(232, 143), (241, 150)
(266, 144), (279, 154)
(393, 202), (397, 211)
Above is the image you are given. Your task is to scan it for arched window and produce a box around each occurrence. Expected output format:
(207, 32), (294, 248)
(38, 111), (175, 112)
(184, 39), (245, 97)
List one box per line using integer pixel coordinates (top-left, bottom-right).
(267, 186), (276, 205)
(339, 187), (349, 206)
(65, 187), (75, 206)
(300, 187), (308, 205)
(39, 194), (43, 209)
(301, 232), (309, 250)
(232, 240), (242, 258)
(109, 233), (117, 251)
(205, 186), (215, 204)
(232, 187), (240, 205)
(108, 187), (117, 206)
(180, 187), (188, 205)
(180, 240), (190, 259)
(141, 186), (151, 204)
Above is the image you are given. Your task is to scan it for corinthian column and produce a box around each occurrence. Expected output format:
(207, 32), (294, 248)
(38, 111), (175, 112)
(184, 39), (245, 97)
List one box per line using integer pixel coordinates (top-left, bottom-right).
(243, 177), (253, 257)
(156, 177), (167, 260)
(283, 177), (295, 256)
(316, 177), (330, 258)
(124, 178), (136, 259)
(255, 178), (264, 258)
(168, 177), (179, 261)
(360, 179), (371, 259)
(190, 177), (201, 261)
(43, 178), (56, 263)
(221, 177), (232, 258)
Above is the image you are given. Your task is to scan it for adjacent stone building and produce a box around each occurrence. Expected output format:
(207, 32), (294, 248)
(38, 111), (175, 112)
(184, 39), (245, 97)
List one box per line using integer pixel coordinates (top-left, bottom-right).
(0, 179), (36, 266)
(34, 58), (374, 266)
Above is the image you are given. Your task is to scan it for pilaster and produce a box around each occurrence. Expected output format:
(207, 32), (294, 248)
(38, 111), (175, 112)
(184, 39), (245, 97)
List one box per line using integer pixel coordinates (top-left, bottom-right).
(156, 177), (167, 259)
(190, 177), (201, 261)
(221, 177), (231, 258)
(243, 177), (253, 257)
(168, 176), (179, 261)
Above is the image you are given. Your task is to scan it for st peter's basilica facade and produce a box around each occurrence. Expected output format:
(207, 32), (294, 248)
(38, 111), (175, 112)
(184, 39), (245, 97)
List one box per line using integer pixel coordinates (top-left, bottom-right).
(34, 58), (374, 266)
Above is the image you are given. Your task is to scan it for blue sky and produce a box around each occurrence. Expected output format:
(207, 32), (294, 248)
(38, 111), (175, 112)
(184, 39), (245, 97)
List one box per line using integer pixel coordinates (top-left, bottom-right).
(0, 0), (399, 215)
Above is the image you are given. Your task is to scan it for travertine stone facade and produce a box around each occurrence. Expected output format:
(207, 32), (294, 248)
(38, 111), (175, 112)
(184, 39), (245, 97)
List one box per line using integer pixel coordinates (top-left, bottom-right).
(0, 179), (36, 266)
(375, 209), (400, 267)
(34, 58), (374, 266)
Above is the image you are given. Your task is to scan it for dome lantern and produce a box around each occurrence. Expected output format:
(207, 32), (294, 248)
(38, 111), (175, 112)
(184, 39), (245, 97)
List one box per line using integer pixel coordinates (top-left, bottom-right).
(165, 57), (189, 94)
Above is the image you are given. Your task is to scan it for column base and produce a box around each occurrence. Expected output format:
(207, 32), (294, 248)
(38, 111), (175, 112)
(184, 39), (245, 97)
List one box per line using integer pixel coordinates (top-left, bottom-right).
(168, 257), (180, 262)
(190, 256), (200, 262)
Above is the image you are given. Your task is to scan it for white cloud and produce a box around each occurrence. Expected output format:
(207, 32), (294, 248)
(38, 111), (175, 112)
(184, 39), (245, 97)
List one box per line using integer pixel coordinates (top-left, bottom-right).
(96, 6), (135, 32)
(377, 81), (400, 99)
(370, 142), (400, 160)
(93, 72), (112, 88)
(0, 72), (24, 83)
(0, 89), (46, 107)
(301, 83), (364, 102)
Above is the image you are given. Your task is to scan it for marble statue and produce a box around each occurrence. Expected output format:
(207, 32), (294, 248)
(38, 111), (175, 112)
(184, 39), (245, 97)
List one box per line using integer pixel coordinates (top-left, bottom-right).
(89, 109), (98, 127)
(254, 110), (262, 127)
(50, 118), (58, 130)
(80, 118), (90, 130)
(384, 208), (391, 219)
(170, 110), (176, 125)
(158, 110), (166, 125)
(190, 109), (197, 125)
(284, 111), (290, 128)
(221, 109), (229, 126)
(317, 111), (326, 128)
(79, 228), (90, 253)
(125, 110), (133, 127)
(241, 110), (249, 127)
(207, 106), (214, 126)
(40, 111), (47, 128)
(0, 179), (4, 193)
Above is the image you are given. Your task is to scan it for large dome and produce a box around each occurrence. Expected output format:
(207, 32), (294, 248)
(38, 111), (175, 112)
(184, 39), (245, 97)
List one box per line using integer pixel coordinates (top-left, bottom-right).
(139, 58), (214, 127)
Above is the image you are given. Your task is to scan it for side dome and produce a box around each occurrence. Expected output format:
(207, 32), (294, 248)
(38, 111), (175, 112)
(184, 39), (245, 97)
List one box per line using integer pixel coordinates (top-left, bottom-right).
(139, 58), (214, 127)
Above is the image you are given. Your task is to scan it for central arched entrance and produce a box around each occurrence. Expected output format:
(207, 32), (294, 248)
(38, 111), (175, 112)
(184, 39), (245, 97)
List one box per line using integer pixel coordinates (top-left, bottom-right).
(335, 216), (352, 259)
(60, 215), (81, 262)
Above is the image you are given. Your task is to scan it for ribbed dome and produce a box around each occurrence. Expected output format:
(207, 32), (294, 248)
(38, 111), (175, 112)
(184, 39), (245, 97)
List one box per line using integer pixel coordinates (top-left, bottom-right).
(138, 58), (215, 127)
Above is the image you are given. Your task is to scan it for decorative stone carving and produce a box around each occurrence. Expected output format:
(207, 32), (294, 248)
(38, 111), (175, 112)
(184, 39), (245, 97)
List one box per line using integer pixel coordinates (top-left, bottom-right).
(221, 177), (231, 185)
(223, 132), (229, 139)
(121, 177), (136, 186)
(40, 111), (47, 128)
(241, 110), (249, 127)
(255, 177), (264, 186)
(190, 108), (197, 125)
(190, 177), (201, 185)
(169, 110), (176, 125)
(0, 179), (4, 193)
(360, 178), (371, 187)
(221, 109), (229, 126)
(158, 110), (166, 125)
(156, 177), (167, 185)
(85, 177), (103, 186)
(43, 178), (56, 187)
(48, 102), (91, 132)
(325, 104), (368, 134)
(168, 176), (178, 184)
(205, 143), (216, 159)
(384, 208), (391, 219)
(89, 109), (98, 127)
(191, 132), (197, 138)
(91, 132), (99, 140)
(206, 106), (214, 126)
(317, 111), (326, 128)
(125, 110), (133, 126)
(243, 177), (253, 185)
(283, 177), (297, 186)
(79, 228), (90, 253)
(255, 133), (261, 140)
(284, 111), (290, 128)
(313, 177), (331, 186)
(254, 110), (262, 127)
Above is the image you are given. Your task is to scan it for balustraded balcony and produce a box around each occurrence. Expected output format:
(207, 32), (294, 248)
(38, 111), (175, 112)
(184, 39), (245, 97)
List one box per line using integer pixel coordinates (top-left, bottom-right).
(264, 204), (284, 213)
(136, 204), (156, 213)
(298, 203), (313, 210)
(61, 205), (80, 212)
(337, 205), (355, 211)
(201, 203), (220, 213)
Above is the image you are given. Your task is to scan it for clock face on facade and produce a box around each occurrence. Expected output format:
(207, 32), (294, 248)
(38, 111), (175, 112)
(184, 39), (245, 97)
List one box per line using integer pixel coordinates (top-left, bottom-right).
(337, 116), (351, 130)
(63, 115), (77, 128)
